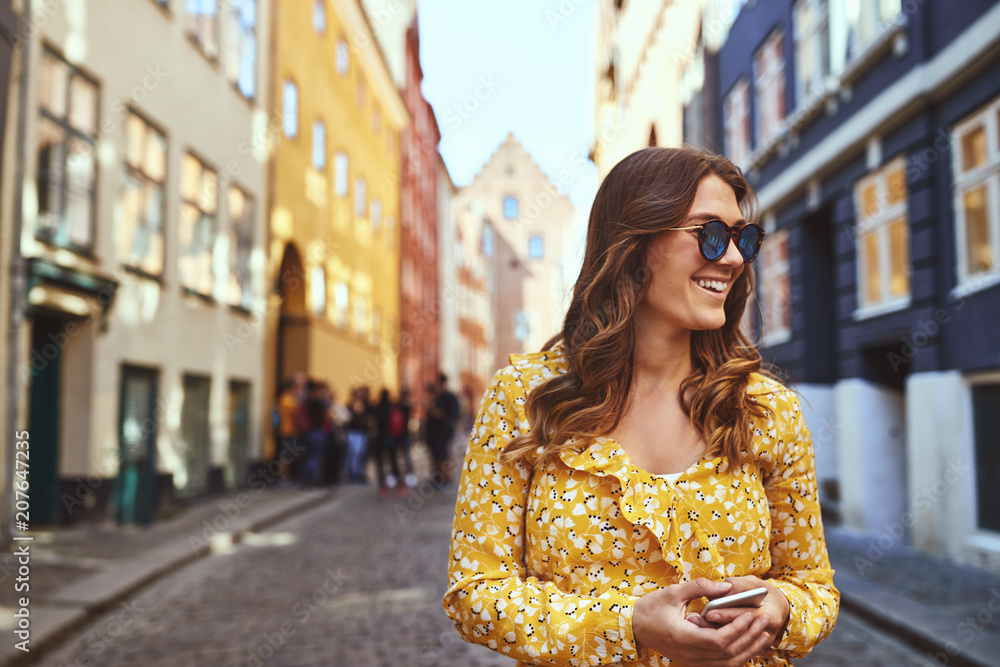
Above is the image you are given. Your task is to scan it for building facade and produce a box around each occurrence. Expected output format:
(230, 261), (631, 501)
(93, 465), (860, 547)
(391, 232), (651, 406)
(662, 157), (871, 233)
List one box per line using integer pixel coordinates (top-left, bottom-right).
(711, 0), (1000, 570)
(453, 134), (575, 378)
(398, 17), (441, 401)
(0, 0), (272, 525)
(265, 0), (408, 441)
(592, 0), (702, 178)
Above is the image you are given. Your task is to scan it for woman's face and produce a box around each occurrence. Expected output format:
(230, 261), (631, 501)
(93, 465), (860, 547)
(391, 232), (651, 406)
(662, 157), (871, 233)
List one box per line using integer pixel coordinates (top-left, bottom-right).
(637, 174), (747, 335)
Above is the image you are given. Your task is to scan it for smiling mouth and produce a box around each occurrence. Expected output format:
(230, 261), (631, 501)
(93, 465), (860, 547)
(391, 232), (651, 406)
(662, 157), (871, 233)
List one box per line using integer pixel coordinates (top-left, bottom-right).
(694, 278), (728, 294)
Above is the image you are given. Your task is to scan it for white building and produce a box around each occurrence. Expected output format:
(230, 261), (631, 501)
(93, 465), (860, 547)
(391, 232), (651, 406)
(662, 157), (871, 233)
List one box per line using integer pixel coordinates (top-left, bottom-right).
(0, 0), (271, 525)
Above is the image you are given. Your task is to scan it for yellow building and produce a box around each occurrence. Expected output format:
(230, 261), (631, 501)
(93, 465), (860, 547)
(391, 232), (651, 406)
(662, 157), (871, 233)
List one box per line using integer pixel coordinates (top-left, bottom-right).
(266, 0), (408, 452)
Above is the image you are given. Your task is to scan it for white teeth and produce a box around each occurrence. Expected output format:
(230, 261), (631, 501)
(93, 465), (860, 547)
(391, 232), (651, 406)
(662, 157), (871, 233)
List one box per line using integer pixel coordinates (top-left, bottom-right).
(696, 279), (728, 292)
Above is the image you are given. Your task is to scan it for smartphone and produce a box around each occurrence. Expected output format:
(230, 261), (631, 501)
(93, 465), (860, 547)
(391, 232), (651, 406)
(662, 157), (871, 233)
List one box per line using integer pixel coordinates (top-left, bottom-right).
(701, 586), (769, 615)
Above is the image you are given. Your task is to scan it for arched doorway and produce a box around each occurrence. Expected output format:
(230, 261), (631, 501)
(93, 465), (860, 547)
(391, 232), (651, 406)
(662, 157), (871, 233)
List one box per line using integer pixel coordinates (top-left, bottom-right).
(275, 243), (307, 404)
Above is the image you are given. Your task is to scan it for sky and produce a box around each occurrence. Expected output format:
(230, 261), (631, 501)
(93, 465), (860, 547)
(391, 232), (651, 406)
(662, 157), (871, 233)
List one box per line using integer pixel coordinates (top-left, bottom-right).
(416, 0), (600, 264)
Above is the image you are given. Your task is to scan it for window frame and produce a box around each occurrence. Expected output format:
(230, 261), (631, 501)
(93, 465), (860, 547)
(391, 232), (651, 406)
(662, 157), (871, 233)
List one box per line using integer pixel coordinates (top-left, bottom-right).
(336, 39), (350, 75)
(118, 109), (167, 277)
(312, 0), (326, 34)
(951, 95), (1000, 296)
(354, 177), (367, 218)
(282, 79), (298, 139)
(184, 0), (220, 60)
(227, 185), (254, 310)
(178, 151), (219, 299)
(759, 227), (792, 346)
(724, 78), (751, 168)
(223, 0), (257, 99)
(312, 119), (326, 171)
(853, 155), (912, 319)
(503, 196), (517, 219)
(334, 151), (349, 197)
(528, 235), (544, 259)
(793, 0), (830, 107)
(753, 29), (786, 149)
(35, 47), (99, 254)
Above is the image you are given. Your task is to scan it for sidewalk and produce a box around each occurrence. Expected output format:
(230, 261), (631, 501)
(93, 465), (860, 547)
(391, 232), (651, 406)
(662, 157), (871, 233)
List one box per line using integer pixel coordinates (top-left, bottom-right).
(0, 484), (358, 667)
(825, 525), (1000, 667)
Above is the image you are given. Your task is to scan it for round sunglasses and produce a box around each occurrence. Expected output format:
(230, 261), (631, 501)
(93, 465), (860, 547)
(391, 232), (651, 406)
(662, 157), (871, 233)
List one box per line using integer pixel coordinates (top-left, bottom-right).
(668, 220), (766, 263)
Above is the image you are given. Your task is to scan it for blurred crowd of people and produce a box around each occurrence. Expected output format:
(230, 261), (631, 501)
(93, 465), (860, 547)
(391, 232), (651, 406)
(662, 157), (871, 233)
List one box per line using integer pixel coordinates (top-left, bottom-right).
(271, 372), (462, 497)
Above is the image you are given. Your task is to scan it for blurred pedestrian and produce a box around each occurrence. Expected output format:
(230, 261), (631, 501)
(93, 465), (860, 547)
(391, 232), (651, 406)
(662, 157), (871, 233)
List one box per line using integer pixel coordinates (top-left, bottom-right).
(301, 380), (333, 485)
(373, 388), (405, 498)
(325, 386), (349, 485)
(275, 373), (307, 486)
(344, 389), (371, 484)
(426, 373), (460, 487)
(397, 386), (417, 488)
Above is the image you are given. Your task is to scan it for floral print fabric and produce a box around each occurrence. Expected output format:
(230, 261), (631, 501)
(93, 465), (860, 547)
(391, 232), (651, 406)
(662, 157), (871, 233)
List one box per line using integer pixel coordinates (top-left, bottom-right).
(444, 349), (839, 666)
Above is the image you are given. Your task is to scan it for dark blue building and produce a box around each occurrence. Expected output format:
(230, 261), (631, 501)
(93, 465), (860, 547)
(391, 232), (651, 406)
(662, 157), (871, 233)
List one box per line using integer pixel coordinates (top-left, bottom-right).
(687, 0), (1000, 570)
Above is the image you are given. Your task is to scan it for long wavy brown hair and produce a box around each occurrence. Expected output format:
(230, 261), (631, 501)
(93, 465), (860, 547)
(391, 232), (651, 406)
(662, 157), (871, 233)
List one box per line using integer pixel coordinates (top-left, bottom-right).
(501, 147), (776, 468)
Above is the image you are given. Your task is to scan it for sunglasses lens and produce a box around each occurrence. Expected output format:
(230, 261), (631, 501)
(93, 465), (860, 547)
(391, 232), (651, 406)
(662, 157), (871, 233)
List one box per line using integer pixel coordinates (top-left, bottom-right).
(701, 221), (729, 261)
(737, 225), (762, 262)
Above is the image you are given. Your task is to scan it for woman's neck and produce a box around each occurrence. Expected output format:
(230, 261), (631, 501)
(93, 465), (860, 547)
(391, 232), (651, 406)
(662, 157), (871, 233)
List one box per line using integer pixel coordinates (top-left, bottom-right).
(632, 323), (693, 395)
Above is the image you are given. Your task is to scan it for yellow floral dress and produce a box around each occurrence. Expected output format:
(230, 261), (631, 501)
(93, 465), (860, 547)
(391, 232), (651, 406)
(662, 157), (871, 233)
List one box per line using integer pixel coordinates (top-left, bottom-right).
(444, 349), (839, 666)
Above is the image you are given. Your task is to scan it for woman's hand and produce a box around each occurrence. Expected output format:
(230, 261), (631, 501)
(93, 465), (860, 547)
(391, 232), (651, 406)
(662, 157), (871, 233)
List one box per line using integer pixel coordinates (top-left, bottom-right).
(694, 575), (791, 649)
(632, 578), (773, 666)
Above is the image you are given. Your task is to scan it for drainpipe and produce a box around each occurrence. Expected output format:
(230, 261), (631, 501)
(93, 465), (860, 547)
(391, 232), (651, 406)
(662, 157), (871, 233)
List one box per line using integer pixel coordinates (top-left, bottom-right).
(4, 0), (32, 549)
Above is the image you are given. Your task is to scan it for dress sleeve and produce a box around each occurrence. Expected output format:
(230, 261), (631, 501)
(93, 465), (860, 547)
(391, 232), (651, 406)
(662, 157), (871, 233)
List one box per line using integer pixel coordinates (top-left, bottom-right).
(760, 389), (841, 659)
(443, 366), (640, 666)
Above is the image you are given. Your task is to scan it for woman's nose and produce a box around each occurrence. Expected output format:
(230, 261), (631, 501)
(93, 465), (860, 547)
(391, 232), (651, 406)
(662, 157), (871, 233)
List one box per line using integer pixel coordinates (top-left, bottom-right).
(717, 233), (746, 267)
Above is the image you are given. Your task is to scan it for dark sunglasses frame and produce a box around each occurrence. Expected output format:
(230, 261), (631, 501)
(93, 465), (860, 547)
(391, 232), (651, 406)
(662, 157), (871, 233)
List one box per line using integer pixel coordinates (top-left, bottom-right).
(669, 220), (766, 263)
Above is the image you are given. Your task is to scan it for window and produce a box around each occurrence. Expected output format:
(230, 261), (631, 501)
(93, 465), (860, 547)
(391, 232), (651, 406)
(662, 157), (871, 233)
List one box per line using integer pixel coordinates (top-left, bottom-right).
(310, 265), (326, 316)
(282, 80), (298, 138)
(356, 77), (367, 107)
(952, 95), (1000, 290)
(354, 296), (369, 337)
(844, 0), (901, 62)
(312, 120), (326, 170)
(759, 229), (791, 344)
(354, 178), (367, 217)
(118, 111), (166, 275)
(504, 196), (517, 219)
(228, 186), (253, 309)
(312, 0), (326, 34)
(179, 153), (218, 296)
(724, 79), (750, 167)
(371, 198), (382, 232)
(333, 281), (349, 328)
(223, 0), (256, 98)
(529, 235), (544, 259)
(482, 226), (494, 257)
(35, 48), (98, 251)
(372, 107), (382, 135)
(754, 30), (786, 147)
(185, 0), (219, 59)
(854, 157), (910, 313)
(336, 39), (349, 74)
(793, 0), (830, 105)
(514, 310), (531, 343)
(331, 152), (348, 197)
(973, 382), (1000, 532)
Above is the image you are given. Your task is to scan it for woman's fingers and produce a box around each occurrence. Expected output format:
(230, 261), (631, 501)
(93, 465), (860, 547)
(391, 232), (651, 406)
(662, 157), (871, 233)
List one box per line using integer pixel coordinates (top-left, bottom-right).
(682, 613), (771, 665)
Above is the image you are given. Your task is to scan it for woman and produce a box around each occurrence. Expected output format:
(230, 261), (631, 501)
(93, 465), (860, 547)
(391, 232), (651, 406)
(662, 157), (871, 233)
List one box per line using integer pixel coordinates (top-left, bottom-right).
(443, 147), (839, 666)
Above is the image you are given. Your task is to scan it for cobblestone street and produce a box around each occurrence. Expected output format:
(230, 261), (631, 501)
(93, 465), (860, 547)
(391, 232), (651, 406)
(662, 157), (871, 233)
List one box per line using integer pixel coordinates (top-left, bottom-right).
(30, 471), (941, 667)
